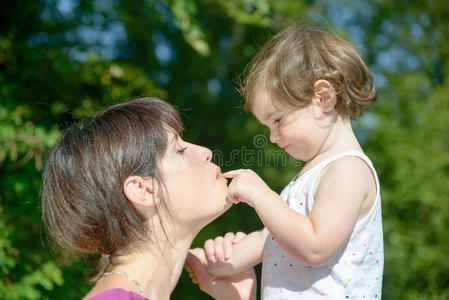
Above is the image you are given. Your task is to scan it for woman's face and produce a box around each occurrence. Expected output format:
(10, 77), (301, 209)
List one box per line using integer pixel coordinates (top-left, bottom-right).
(159, 132), (231, 229)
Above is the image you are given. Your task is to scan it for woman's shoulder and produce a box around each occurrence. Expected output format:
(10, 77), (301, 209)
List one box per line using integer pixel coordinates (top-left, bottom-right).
(88, 288), (149, 300)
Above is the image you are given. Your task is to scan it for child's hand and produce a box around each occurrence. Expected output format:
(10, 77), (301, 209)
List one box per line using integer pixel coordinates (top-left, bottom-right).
(204, 232), (246, 265)
(224, 169), (274, 208)
(185, 248), (257, 300)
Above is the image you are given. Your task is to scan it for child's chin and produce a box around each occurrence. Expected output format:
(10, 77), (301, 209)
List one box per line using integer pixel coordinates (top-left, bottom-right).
(290, 153), (308, 163)
(287, 150), (302, 160)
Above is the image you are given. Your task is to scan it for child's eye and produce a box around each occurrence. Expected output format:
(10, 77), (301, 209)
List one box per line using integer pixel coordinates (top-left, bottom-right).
(176, 147), (188, 154)
(274, 117), (282, 125)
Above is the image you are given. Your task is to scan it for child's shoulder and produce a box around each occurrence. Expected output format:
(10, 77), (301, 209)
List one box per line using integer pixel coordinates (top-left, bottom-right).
(315, 153), (376, 194)
(313, 153), (378, 219)
(324, 154), (373, 179)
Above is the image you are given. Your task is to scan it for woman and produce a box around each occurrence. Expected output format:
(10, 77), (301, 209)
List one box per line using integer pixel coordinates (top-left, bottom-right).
(41, 97), (255, 300)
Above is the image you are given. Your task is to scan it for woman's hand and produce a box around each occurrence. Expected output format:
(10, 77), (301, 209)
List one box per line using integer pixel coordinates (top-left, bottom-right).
(185, 247), (256, 300)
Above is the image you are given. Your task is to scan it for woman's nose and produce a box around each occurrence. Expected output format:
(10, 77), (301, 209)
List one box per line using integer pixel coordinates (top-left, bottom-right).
(201, 147), (212, 163)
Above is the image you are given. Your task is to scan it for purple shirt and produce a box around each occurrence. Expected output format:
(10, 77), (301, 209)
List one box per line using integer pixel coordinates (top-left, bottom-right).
(89, 288), (148, 300)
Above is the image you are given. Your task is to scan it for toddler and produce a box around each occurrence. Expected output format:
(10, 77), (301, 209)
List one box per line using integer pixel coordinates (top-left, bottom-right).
(189, 26), (383, 299)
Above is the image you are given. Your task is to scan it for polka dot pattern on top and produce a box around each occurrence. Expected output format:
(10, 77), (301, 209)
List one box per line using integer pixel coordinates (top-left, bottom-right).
(261, 151), (384, 299)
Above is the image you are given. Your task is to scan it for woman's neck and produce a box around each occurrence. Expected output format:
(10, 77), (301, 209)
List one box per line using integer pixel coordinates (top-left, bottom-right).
(86, 228), (197, 300)
(118, 233), (195, 300)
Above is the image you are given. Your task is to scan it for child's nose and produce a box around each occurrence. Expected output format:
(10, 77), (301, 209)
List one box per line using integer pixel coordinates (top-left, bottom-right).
(269, 130), (278, 143)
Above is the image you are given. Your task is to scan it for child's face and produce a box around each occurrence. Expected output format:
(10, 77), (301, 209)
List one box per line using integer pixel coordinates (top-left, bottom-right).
(251, 90), (332, 162)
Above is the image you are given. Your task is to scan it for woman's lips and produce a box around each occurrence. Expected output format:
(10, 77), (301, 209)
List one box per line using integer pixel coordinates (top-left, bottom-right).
(215, 169), (227, 184)
(217, 177), (228, 183)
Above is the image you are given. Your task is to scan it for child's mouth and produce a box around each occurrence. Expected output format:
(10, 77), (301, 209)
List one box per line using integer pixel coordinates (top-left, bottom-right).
(216, 171), (225, 179)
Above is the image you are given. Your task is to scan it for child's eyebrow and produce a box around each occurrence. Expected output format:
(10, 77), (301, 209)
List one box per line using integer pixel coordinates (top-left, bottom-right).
(265, 111), (276, 121)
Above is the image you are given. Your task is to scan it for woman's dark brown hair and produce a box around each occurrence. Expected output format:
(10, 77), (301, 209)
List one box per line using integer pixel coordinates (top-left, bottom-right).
(241, 26), (377, 119)
(41, 97), (183, 280)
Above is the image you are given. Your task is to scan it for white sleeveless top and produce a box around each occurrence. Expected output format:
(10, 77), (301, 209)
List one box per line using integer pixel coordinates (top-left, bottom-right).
(261, 151), (384, 299)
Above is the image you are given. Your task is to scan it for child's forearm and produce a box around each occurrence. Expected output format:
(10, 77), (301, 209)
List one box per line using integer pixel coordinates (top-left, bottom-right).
(207, 228), (268, 277)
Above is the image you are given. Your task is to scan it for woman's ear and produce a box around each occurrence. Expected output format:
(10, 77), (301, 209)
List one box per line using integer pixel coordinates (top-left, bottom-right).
(313, 79), (337, 113)
(123, 176), (158, 208)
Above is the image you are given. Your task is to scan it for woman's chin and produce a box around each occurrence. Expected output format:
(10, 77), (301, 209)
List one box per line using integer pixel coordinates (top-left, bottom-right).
(207, 196), (233, 222)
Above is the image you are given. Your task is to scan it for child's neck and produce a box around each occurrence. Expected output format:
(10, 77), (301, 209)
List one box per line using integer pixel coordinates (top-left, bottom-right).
(304, 116), (362, 172)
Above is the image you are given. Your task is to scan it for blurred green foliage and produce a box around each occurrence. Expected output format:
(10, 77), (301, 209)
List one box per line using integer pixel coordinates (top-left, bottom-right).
(1, 0), (448, 299)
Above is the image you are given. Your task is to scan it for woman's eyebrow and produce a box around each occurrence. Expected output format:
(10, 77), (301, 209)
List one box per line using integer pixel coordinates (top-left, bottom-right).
(168, 133), (179, 147)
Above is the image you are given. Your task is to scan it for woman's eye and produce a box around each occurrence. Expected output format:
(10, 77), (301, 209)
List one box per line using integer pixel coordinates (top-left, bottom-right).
(176, 147), (188, 154)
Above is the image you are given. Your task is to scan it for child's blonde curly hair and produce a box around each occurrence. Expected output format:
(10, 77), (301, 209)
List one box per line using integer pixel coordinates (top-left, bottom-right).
(241, 26), (377, 119)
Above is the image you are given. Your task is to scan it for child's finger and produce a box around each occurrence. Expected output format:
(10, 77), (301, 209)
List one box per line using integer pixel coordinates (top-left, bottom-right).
(226, 181), (241, 204)
(227, 191), (241, 204)
(222, 169), (245, 178)
(204, 239), (217, 263)
(225, 195), (235, 205)
(226, 195), (240, 204)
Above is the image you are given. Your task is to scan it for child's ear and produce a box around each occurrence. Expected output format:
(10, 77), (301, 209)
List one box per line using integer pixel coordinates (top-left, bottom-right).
(313, 79), (337, 113)
(123, 176), (159, 208)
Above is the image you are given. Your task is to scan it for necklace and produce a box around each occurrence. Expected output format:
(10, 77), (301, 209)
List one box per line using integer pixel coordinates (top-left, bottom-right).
(103, 270), (144, 296)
